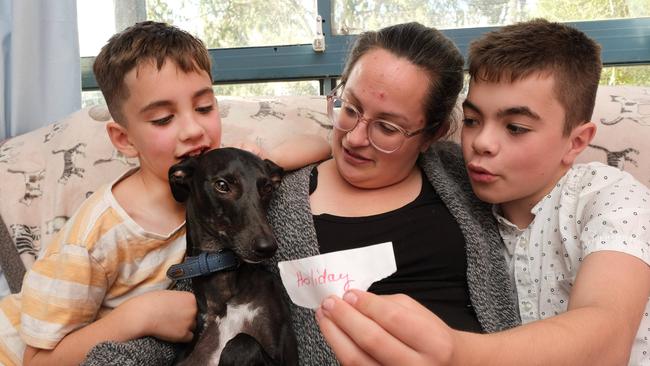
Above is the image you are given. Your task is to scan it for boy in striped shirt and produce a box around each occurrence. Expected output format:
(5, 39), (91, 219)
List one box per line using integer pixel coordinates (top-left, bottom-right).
(0, 21), (329, 366)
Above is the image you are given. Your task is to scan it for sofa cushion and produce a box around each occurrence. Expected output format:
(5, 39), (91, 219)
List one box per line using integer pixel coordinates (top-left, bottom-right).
(574, 85), (650, 186)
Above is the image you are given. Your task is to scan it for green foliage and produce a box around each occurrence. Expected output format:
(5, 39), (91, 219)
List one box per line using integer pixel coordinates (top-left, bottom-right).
(147, 0), (316, 48)
(534, 0), (650, 21)
(601, 66), (650, 86)
(146, 0), (176, 22)
(331, 0), (520, 33)
(333, 0), (650, 33)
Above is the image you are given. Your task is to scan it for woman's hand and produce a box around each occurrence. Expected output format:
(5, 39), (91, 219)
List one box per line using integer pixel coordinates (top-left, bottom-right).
(227, 134), (330, 171)
(315, 290), (459, 366)
(230, 140), (268, 159)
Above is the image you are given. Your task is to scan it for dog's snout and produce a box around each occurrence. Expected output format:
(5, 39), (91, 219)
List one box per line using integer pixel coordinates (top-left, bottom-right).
(253, 237), (277, 258)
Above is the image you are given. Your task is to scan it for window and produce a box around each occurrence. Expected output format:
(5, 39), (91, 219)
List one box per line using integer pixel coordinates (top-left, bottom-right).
(601, 65), (650, 86)
(77, 0), (117, 57)
(78, 0), (650, 107)
(78, 0), (325, 106)
(147, 0), (318, 48)
(81, 80), (320, 109)
(331, 0), (650, 34)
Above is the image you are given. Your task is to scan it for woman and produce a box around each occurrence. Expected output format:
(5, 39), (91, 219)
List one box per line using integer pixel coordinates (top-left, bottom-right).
(268, 22), (519, 365)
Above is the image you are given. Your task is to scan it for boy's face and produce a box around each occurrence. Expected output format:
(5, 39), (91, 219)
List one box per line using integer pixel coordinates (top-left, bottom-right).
(461, 74), (574, 213)
(118, 60), (221, 183)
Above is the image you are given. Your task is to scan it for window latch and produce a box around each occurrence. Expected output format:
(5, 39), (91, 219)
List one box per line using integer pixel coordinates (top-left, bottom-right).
(313, 15), (326, 52)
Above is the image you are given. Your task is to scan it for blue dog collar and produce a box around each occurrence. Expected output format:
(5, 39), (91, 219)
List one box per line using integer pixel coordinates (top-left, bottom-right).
(166, 250), (239, 280)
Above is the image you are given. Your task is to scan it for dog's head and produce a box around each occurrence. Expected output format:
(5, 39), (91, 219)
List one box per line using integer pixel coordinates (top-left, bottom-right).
(169, 148), (283, 263)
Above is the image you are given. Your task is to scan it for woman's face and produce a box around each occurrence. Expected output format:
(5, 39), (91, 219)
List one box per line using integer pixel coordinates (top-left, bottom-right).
(332, 48), (433, 189)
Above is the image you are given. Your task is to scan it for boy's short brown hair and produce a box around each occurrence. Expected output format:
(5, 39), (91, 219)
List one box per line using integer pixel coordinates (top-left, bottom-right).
(468, 19), (602, 135)
(93, 21), (212, 124)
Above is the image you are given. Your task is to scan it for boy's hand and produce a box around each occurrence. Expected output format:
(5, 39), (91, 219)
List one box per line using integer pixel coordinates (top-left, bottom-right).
(316, 290), (458, 366)
(123, 290), (197, 342)
(317, 252), (650, 366)
(23, 290), (198, 366)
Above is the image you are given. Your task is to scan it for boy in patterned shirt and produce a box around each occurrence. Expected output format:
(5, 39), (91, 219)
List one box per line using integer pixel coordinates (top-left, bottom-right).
(314, 19), (649, 366)
(0, 21), (329, 366)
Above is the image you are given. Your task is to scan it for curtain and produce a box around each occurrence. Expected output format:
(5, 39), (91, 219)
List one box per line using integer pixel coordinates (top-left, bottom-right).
(0, 0), (80, 140)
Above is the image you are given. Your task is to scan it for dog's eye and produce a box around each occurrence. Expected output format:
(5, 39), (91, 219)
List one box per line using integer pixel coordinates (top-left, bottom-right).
(214, 179), (230, 193)
(261, 182), (273, 195)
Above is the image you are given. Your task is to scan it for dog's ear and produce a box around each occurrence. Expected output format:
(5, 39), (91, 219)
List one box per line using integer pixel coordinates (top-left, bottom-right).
(169, 158), (197, 202)
(263, 159), (284, 188)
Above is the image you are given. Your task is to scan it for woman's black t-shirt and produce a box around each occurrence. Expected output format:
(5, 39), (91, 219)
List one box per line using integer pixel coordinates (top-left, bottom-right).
(310, 167), (482, 332)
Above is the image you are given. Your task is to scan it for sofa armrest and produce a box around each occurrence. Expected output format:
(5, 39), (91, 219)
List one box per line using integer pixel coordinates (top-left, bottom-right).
(0, 215), (25, 293)
(0, 139), (26, 293)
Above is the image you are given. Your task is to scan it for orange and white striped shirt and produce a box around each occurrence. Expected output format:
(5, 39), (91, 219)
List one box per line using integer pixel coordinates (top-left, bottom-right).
(0, 172), (186, 365)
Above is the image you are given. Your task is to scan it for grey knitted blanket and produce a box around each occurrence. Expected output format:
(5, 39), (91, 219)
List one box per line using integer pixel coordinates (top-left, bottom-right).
(81, 141), (520, 365)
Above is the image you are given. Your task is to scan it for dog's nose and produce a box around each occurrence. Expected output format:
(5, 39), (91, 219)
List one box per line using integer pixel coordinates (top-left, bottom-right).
(253, 238), (277, 258)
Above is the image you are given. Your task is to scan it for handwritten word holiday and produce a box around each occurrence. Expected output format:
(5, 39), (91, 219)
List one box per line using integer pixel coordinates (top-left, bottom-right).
(296, 269), (354, 292)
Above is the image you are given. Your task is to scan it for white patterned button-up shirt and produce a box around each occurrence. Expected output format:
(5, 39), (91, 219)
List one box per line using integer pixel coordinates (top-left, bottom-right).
(495, 162), (650, 365)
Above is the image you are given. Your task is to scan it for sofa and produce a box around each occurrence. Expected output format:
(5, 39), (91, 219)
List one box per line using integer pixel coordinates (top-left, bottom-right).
(0, 85), (649, 297)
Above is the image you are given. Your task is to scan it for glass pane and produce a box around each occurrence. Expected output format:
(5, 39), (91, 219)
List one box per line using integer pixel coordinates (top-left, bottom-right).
(600, 65), (650, 86)
(77, 0), (116, 57)
(82, 80), (320, 108)
(146, 0), (318, 48)
(81, 90), (107, 109)
(331, 0), (650, 35)
(214, 81), (320, 96)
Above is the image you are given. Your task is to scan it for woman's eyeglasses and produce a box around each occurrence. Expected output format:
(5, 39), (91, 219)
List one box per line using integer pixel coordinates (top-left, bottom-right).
(326, 84), (429, 153)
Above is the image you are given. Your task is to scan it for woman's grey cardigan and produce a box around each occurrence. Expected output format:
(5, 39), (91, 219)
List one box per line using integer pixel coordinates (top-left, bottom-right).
(81, 141), (520, 366)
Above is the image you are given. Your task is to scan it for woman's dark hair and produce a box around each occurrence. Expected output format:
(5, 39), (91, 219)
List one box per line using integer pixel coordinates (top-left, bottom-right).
(341, 22), (464, 138)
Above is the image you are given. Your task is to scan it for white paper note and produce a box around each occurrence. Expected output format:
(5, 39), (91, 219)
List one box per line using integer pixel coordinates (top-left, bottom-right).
(277, 242), (396, 309)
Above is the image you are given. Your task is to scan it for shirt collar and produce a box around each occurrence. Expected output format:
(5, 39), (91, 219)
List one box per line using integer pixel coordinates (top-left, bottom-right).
(493, 173), (570, 256)
(492, 205), (523, 256)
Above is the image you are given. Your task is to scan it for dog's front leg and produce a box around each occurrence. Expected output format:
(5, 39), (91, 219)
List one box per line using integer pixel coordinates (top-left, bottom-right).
(218, 333), (279, 366)
(177, 321), (223, 366)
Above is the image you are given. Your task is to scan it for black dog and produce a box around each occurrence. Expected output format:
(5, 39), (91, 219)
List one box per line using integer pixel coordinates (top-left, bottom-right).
(166, 148), (298, 366)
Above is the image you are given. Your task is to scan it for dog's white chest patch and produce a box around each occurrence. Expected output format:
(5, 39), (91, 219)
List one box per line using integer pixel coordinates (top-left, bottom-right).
(208, 303), (261, 366)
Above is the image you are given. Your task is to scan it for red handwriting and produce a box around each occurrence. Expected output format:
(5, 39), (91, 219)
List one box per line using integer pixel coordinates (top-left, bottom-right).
(296, 269), (354, 292)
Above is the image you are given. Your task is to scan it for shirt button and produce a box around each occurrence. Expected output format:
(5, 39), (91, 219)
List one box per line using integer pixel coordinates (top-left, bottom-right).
(521, 301), (533, 311)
